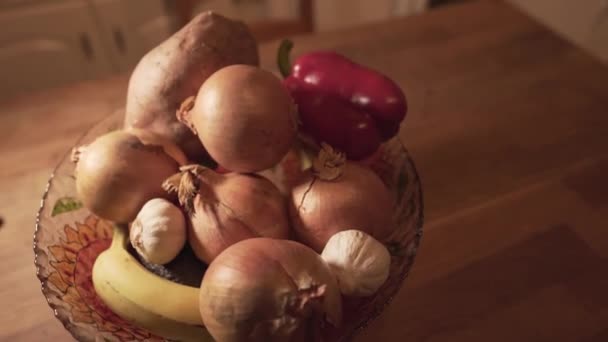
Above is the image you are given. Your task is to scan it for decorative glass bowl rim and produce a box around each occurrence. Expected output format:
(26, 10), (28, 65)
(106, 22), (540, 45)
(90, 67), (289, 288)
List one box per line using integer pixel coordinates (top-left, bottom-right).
(33, 112), (425, 342)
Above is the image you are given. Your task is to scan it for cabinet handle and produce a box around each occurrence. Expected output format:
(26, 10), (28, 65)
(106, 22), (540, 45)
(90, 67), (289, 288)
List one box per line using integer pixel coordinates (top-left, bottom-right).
(79, 33), (94, 61)
(113, 28), (127, 55)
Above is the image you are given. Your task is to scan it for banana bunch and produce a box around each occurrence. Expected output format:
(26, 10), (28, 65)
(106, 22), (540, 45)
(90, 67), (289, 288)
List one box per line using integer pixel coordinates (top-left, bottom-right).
(92, 225), (212, 342)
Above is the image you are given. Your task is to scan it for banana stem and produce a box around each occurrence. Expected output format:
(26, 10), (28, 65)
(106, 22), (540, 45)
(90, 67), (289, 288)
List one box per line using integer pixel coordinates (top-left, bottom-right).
(111, 224), (129, 249)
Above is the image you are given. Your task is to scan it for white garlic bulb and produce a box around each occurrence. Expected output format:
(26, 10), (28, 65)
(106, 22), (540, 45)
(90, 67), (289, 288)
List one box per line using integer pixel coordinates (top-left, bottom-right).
(129, 198), (186, 264)
(321, 229), (391, 297)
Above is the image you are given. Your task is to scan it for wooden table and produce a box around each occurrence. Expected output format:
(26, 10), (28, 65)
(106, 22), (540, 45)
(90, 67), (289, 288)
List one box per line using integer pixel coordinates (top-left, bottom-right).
(2, 1), (608, 341)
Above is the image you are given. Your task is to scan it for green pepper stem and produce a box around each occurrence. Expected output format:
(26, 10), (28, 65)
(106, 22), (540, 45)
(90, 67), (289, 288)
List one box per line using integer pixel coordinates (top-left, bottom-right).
(277, 39), (294, 78)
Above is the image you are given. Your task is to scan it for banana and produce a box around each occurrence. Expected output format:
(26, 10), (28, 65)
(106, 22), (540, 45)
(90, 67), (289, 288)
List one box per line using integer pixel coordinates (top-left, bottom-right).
(93, 224), (212, 342)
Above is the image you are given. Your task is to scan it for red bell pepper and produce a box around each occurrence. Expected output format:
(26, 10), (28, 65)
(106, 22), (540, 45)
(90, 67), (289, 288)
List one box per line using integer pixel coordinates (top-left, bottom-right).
(278, 39), (407, 160)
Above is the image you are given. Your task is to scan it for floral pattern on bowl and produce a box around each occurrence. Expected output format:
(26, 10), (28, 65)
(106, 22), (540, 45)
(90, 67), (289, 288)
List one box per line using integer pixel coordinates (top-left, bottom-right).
(34, 110), (423, 342)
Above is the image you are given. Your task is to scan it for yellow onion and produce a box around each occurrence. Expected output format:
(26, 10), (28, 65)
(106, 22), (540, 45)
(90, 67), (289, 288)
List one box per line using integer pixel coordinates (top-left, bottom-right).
(163, 165), (290, 263)
(177, 64), (297, 173)
(72, 129), (186, 223)
(289, 144), (394, 252)
(199, 237), (342, 342)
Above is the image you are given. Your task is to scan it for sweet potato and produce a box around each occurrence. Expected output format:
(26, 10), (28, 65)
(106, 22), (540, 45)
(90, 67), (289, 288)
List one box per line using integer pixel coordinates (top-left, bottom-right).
(124, 11), (259, 162)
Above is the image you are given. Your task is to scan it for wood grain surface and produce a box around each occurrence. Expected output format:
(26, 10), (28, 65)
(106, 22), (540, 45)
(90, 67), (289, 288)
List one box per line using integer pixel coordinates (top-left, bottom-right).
(2, 1), (608, 341)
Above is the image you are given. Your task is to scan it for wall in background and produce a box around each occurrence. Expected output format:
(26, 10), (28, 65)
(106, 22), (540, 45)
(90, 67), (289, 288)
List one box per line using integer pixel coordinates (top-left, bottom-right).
(507, 0), (608, 62)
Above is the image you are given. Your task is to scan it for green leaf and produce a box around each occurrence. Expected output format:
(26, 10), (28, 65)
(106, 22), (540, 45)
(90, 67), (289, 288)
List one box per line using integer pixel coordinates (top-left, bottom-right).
(51, 197), (83, 217)
(277, 39), (294, 78)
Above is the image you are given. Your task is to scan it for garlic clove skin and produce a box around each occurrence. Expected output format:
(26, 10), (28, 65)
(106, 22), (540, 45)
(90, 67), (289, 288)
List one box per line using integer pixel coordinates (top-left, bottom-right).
(321, 229), (391, 297)
(130, 198), (187, 265)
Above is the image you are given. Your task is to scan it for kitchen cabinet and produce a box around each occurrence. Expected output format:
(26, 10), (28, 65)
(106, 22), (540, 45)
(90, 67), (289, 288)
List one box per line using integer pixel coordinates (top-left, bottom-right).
(315, 0), (428, 32)
(192, 0), (429, 32)
(1, 0), (432, 100)
(0, 0), (174, 100)
(91, 0), (176, 72)
(0, 0), (112, 98)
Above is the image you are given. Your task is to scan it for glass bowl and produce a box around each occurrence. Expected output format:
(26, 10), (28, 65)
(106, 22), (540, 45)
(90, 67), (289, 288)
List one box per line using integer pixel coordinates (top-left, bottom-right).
(34, 110), (424, 342)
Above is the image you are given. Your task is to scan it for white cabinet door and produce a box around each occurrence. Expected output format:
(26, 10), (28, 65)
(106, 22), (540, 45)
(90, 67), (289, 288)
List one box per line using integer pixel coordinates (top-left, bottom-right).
(189, 0), (428, 33)
(91, 0), (175, 72)
(315, 0), (428, 32)
(0, 0), (112, 99)
(192, 0), (270, 21)
(122, 0), (175, 57)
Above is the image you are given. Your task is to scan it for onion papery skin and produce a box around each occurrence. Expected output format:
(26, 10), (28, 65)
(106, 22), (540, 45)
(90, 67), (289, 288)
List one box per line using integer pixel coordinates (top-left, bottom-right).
(199, 237), (342, 342)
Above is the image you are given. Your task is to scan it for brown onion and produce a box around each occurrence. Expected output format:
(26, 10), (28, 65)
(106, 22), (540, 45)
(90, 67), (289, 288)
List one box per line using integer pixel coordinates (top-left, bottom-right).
(289, 144), (394, 252)
(72, 130), (186, 223)
(199, 237), (342, 342)
(163, 165), (290, 263)
(178, 64), (297, 173)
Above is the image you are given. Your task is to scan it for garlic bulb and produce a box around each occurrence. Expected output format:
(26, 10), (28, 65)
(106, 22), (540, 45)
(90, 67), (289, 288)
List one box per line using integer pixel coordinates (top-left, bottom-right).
(130, 198), (187, 265)
(321, 229), (391, 297)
